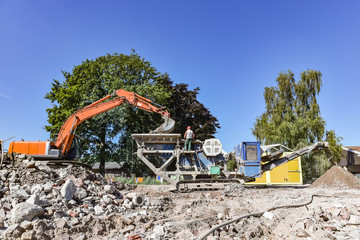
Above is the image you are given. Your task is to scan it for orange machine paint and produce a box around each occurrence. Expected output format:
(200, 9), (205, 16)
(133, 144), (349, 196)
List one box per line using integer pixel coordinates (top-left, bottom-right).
(8, 141), (48, 155)
(8, 89), (174, 159)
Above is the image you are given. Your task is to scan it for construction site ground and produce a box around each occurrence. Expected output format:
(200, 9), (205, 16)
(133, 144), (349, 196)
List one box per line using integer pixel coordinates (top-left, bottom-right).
(1, 156), (360, 240)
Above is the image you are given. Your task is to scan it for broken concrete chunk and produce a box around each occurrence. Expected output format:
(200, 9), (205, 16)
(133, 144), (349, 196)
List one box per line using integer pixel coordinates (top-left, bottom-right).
(104, 185), (116, 194)
(43, 182), (53, 193)
(348, 215), (360, 225)
(75, 234), (87, 240)
(38, 165), (53, 174)
(4, 223), (25, 238)
(153, 225), (165, 238)
(26, 194), (40, 205)
(68, 175), (84, 187)
(56, 218), (68, 229)
(75, 187), (88, 200)
(25, 160), (36, 168)
(103, 195), (113, 205)
(296, 230), (311, 238)
(2, 202), (11, 211)
(126, 192), (137, 199)
(339, 208), (350, 220)
(20, 230), (35, 240)
(56, 179), (65, 186)
(0, 208), (6, 219)
(263, 211), (274, 220)
(30, 184), (43, 195)
(94, 205), (104, 215)
(61, 179), (77, 200)
(11, 202), (44, 223)
(58, 169), (68, 179)
(323, 225), (338, 231)
(20, 220), (33, 230)
(0, 169), (9, 181)
(12, 189), (30, 200)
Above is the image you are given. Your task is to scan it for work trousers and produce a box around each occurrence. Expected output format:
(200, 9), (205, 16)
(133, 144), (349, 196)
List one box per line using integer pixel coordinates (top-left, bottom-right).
(184, 138), (193, 151)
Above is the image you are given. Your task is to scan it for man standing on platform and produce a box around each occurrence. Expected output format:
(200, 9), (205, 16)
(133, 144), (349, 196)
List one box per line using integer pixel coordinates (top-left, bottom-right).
(184, 126), (195, 151)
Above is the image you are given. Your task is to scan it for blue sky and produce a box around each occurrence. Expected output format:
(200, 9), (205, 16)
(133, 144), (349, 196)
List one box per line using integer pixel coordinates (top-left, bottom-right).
(0, 0), (359, 152)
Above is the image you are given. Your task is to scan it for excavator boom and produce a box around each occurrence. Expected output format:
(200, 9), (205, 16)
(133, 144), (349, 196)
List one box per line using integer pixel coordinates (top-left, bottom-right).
(8, 89), (175, 159)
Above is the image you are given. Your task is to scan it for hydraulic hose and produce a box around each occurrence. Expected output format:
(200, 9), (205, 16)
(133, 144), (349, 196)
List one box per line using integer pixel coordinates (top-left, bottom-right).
(197, 194), (331, 240)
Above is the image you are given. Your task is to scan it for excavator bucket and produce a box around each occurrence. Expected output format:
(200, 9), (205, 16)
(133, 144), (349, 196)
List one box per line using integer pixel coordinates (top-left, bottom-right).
(152, 115), (175, 133)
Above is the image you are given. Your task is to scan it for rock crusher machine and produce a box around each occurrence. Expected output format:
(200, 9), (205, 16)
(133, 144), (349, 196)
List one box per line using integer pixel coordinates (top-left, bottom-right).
(132, 133), (328, 191)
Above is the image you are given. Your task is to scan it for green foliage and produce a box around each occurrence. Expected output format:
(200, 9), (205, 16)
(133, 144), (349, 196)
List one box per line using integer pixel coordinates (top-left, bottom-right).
(325, 130), (343, 164)
(252, 70), (342, 181)
(168, 83), (220, 140)
(114, 176), (168, 185)
(45, 52), (171, 175)
(45, 52), (220, 175)
(226, 158), (236, 171)
(141, 176), (165, 185)
(114, 176), (136, 184)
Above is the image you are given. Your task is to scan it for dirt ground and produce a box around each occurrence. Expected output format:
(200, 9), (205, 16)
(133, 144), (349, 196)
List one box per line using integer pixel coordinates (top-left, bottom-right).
(1, 158), (360, 240)
(132, 183), (360, 239)
(128, 166), (360, 239)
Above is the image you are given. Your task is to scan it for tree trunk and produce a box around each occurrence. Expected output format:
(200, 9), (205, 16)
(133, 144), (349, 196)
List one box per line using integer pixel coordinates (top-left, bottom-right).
(99, 125), (106, 176)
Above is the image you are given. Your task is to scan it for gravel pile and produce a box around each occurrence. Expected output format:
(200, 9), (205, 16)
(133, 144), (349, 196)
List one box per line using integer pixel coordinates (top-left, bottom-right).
(310, 166), (360, 189)
(0, 155), (162, 240)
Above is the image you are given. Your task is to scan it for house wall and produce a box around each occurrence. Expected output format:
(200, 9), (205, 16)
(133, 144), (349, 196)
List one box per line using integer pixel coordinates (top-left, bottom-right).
(339, 149), (360, 166)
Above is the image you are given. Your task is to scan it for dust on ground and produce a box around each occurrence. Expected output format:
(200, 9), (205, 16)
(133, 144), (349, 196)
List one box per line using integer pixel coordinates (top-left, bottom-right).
(1, 156), (360, 240)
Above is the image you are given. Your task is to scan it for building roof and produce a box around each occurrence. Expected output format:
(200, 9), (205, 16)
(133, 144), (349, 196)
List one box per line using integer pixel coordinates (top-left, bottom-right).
(344, 146), (360, 152)
(92, 162), (124, 170)
(343, 146), (360, 156)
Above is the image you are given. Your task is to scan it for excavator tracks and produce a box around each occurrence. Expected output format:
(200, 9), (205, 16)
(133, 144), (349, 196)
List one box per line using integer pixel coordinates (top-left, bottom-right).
(176, 178), (244, 192)
(34, 159), (92, 169)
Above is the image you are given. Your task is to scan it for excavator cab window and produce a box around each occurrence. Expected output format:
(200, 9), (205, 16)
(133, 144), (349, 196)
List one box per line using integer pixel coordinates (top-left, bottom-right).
(67, 137), (81, 160)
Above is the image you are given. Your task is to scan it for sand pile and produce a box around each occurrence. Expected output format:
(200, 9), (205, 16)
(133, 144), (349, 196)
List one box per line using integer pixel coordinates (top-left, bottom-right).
(311, 166), (360, 189)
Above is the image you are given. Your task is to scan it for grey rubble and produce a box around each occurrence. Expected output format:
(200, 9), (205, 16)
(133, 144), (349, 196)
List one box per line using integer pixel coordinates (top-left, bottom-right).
(0, 156), (360, 239)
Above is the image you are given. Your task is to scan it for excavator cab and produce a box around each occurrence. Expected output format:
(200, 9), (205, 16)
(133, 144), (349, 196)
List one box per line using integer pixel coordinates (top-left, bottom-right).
(66, 136), (81, 160)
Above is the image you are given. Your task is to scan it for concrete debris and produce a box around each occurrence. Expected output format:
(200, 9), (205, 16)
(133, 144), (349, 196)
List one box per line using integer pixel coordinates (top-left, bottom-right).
(1, 154), (360, 239)
(11, 202), (44, 223)
(60, 179), (77, 200)
(263, 211), (274, 220)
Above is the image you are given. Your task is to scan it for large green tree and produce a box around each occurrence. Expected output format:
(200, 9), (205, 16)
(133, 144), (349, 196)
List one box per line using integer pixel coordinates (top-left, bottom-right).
(45, 52), (171, 174)
(252, 70), (342, 181)
(169, 83), (220, 140)
(45, 52), (220, 175)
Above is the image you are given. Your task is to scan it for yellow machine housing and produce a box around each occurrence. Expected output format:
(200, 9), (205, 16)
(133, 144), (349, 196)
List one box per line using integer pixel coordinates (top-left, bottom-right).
(246, 153), (303, 185)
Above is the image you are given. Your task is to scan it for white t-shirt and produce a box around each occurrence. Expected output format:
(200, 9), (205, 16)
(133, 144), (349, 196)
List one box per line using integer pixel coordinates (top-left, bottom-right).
(185, 129), (194, 139)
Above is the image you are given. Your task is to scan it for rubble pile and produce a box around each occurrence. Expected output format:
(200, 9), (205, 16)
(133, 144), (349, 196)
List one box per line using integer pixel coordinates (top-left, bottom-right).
(202, 187), (360, 239)
(1, 155), (360, 239)
(0, 155), (163, 240)
(311, 166), (360, 189)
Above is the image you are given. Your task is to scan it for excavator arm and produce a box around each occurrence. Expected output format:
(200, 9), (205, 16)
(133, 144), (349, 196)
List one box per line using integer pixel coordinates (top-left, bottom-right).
(9, 89), (175, 159)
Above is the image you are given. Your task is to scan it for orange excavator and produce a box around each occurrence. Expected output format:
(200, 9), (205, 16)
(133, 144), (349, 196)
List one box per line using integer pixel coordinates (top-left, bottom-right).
(8, 89), (175, 160)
